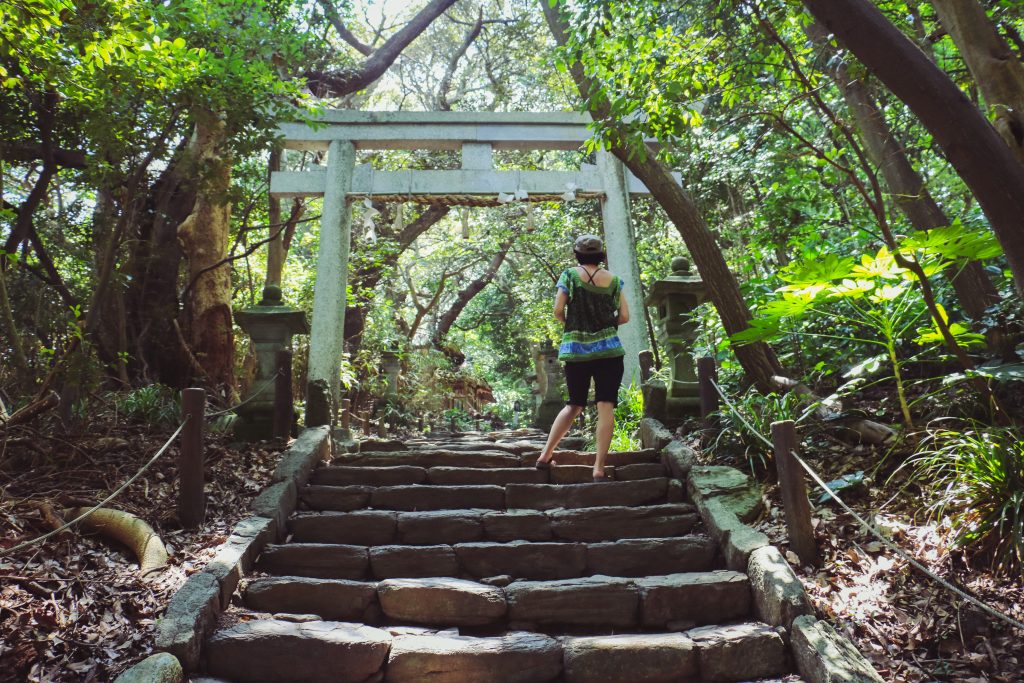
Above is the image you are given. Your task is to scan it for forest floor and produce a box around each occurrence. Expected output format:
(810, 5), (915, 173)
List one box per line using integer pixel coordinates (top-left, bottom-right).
(0, 413), (286, 682)
(703, 431), (1024, 683)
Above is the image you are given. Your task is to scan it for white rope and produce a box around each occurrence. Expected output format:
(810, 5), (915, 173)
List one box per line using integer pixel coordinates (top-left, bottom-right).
(709, 378), (1024, 632)
(0, 419), (188, 556)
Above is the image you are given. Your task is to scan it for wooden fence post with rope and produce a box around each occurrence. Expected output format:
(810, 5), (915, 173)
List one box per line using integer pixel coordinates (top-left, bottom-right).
(179, 388), (206, 528)
(771, 419), (818, 566)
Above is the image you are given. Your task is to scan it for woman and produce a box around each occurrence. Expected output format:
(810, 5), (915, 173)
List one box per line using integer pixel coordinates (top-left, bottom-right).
(534, 234), (629, 481)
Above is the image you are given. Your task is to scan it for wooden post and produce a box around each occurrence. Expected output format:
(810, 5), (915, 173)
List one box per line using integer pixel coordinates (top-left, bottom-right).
(697, 356), (719, 420)
(362, 412), (370, 435)
(179, 388), (206, 528)
(273, 349), (293, 440)
(341, 398), (351, 431)
(772, 420), (818, 566)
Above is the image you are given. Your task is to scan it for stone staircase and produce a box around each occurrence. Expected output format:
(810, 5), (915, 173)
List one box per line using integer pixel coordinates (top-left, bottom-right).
(197, 432), (804, 683)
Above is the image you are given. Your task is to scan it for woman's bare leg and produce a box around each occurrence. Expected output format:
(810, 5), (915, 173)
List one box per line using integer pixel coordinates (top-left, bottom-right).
(537, 404), (583, 464)
(593, 401), (615, 476)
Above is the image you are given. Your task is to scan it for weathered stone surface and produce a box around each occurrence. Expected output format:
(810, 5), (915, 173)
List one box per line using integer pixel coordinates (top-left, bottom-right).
(549, 465), (614, 484)
(244, 577), (377, 621)
(369, 544), (459, 579)
(336, 450), (522, 468)
(454, 541), (586, 580)
(548, 504), (697, 542)
(289, 511), (398, 545)
(688, 465), (763, 522)
(520, 449), (659, 467)
(506, 478), (668, 510)
(481, 510), (553, 542)
(251, 480), (297, 530)
(355, 438), (406, 452)
(696, 497), (770, 570)
(258, 543), (369, 580)
(300, 485), (373, 512)
(113, 652), (182, 683)
(662, 440), (696, 479)
(313, 465), (426, 486)
(505, 575), (638, 627)
(385, 631), (562, 683)
(370, 485), (505, 511)
(271, 426), (331, 485)
(791, 615), (884, 683)
(637, 570), (751, 627)
(204, 516), (278, 608)
(426, 467), (547, 485)
(207, 620), (390, 683)
(614, 462), (668, 481)
(688, 622), (787, 683)
(666, 479), (686, 503)
(586, 536), (716, 576)
(155, 572), (220, 671)
(396, 510), (485, 545)
(416, 441), (523, 454)
(377, 577), (506, 626)
(562, 633), (698, 683)
(748, 546), (813, 629)
(639, 418), (675, 452)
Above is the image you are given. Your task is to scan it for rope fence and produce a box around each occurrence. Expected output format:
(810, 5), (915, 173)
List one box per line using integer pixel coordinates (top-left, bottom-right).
(707, 376), (1024, 633)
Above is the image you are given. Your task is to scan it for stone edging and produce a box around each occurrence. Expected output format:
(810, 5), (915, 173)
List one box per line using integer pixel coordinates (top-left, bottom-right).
(654, 420), (884, 683)
(113, 426), (332, 681)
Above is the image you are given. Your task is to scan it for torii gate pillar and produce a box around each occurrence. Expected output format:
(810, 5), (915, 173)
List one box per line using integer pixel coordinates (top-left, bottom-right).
(597, 150), (648, 387)
(306, 140), (355, 426)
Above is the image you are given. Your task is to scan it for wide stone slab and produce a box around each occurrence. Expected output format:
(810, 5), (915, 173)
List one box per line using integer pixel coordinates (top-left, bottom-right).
(206, 620), (390, 683)
(614, 462), (668, 481)
(244, 576), (377, 621)
(548, 504), (698, 542)
(396, 510), (485, 545)
(791, 615), (884, 683)
(300, 485), (373, 511)
(482, 510), (553, 541)
(370, 544), (460, 579)
(312, 465), (427, 486)
(505, 478), (668, 510)
(371, 485), (506, 511)
(426, 466), (547, 485)
(637, 570), (751, 627)
(454, 541), (587, 580)
(522, 449), (659, 466)
(562, 633), (698, 683)
(505, 575), (638, 627)
(336, 450), (523, 468)
(688, 622), (787, 682)
(688, 465), (763, 523)
(550, 465), (615, 485)
(586, 536), (717, 576)
(385, 631), (562, 683)
(748, 545), (813, 629)
(258, 543), (369, 580)
(289, 510), (398, 545)
(377, 577), (507, 626)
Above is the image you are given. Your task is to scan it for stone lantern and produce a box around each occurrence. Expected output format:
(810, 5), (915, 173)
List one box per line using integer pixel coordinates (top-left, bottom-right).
(533, 343), (565, 429)
(234, 286), (309, 440)
(645, 257), (708, 422)
(380, 350), (402, 400)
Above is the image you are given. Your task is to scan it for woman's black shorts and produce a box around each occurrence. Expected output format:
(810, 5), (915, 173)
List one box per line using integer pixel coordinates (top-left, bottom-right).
(564, 356), (625, 407)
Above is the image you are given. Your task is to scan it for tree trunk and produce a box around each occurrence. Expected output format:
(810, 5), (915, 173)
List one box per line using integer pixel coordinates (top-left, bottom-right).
(800, 0), (1024, 295)
(540, 2), (784, 393)
(431, 239), (513, 347)
(177, 109), (235, 391)
(265, 147), (285, 291)
(931, 0), (1024, 164)
(806, 21), (1000, 321)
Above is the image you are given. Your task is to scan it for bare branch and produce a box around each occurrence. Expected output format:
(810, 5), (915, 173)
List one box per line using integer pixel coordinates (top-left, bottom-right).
(438, 10), (485, 111)
(316, 0), (373, 56)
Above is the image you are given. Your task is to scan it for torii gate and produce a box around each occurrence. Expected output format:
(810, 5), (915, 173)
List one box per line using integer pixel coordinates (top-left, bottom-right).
(270, 111), (678, 425)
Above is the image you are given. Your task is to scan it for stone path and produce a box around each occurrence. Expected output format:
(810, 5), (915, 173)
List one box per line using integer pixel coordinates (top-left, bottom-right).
(197, 432), (805, 683)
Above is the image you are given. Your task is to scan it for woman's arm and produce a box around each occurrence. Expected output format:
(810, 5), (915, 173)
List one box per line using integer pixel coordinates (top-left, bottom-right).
(553, 289), (569, 324)
(617, 294), (630, 325)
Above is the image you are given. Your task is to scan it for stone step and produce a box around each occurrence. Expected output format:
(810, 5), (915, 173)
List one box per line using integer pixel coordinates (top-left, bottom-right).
(300, 478), (672, 512)
(288, 504), (700, 545)
(310, 462), (670, 488)
(256, 535), (716, 581)
(332, 450), (524, 468)
(203, 620), (786, 683)
(516, 448), (660, 467)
